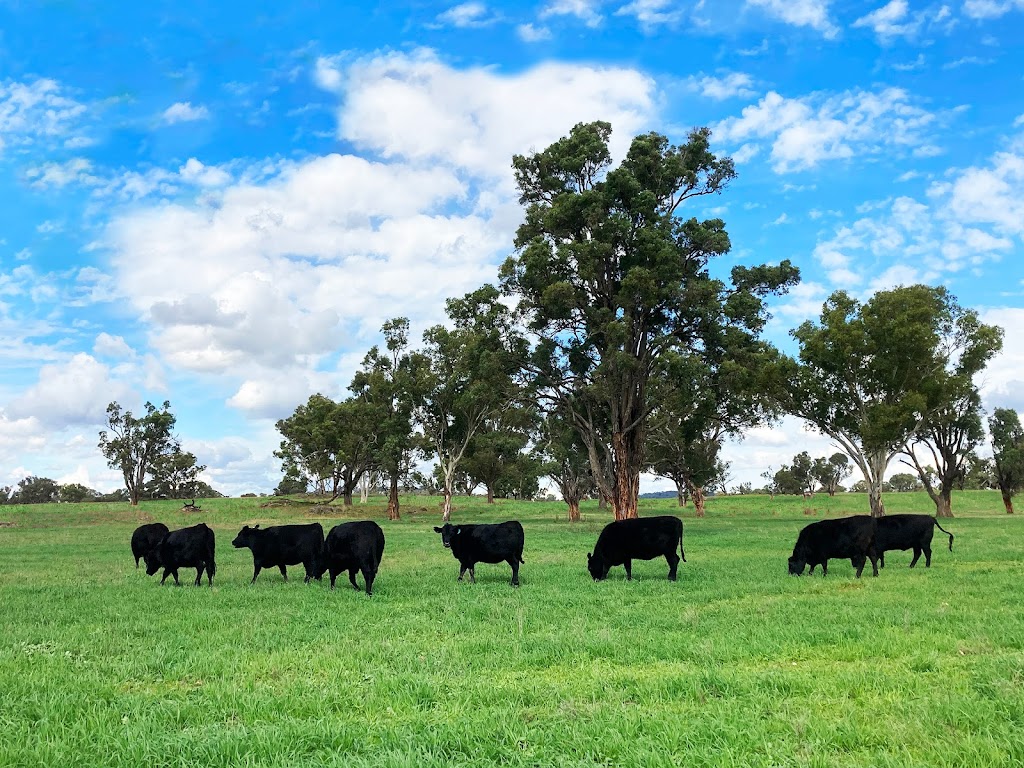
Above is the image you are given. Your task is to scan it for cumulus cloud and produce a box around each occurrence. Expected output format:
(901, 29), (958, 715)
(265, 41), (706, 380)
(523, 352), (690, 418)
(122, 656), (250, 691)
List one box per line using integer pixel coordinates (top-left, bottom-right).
(615, 0), (682, 30)
(686, 71), (757, 101)
(6, 353), (135, 429)
(93, 333), (135, 359)
(978, 308), (1024, 412)
(161, 101), (210, 125)
(517, 23), (552, 41)
(435, 2), (497, 27)
(539, 0), (603, 27)
(24, 157), (99, 189)
(0, 78), (88, 153)
(745, 0), (839, 38)
(714, 87), (939, 173)
(962, 0), (1024, 19)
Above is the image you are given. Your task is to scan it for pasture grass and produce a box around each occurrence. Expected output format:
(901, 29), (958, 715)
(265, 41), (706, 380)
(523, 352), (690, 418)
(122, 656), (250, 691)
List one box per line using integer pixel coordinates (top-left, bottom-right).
(1, 491), (1022, 767)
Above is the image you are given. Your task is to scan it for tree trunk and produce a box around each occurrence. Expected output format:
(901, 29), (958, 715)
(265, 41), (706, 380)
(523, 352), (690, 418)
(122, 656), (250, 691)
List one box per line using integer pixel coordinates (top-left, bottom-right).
(486, 484), (494, 504)
(1001, 490), (1014, 514)
(866, 450), (888, 518)
(567, 498), (581, 522)
(687, 480), (706, 518)
(598, 495), (608, 511)
(868, 482), (886, 517)
(386, 475), (400, 520)
(611, 432), (640, 520)
(360, 474), (369, 504)
(343, 489), (353, 506)
(935, 492), (953, 518)
(675, 481), (688, 507)
(442, 491), (453, 522)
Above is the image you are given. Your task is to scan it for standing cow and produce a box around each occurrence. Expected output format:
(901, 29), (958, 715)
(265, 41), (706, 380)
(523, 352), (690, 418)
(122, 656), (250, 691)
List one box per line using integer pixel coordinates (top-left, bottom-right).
(433, 521), (525, 587)
(875, 514), (955, 568)
(587, 516), (685, 581)
(232, 523), (324, 584)
(317, 521), (385, 595)
(131, 522), (169, 568)
(788, 516), (879, 578)
(144, 522), (216, 586)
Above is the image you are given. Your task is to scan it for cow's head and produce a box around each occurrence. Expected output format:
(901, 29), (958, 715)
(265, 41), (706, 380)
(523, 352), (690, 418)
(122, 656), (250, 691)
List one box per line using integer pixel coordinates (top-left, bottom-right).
(433, 524), (460, 548)
(232, 524), (260, 549)
(587, 551), (608, 581)
(143, 538), (167, 576)
(788, 553), (807, 576)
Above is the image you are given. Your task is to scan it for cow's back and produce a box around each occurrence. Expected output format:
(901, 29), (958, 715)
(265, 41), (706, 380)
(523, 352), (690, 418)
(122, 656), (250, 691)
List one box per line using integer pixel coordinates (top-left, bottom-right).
(596, 515), (682, 562)
(459, 521), (524, 563)
(797, 516), (875, 559)
(875, 514), (934, 550)
(326, 521), (385, 567)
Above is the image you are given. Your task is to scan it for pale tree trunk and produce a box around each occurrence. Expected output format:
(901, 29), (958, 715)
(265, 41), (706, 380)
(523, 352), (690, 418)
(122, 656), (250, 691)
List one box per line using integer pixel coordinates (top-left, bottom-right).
(686, 479), (706, 518)
(386, 475), (400, 520)
(611, 432), (640, 520)
(567, 498), (581, 522)
(866, 449), (889, 518)
(359, 474), (370, 504)
(936, 493), (952, 518)
(442, 491), (453, 522)
(675, 481), (688, 507)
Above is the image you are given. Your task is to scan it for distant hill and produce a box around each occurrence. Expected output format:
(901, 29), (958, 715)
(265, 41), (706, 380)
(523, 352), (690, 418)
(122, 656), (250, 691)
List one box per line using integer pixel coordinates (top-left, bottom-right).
(639, 490), (677, 499)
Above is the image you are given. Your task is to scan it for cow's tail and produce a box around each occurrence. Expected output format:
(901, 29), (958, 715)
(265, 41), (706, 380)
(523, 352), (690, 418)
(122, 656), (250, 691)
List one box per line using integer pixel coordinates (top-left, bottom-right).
(677, 518), (686, 562)
(933, 518), (955, 551)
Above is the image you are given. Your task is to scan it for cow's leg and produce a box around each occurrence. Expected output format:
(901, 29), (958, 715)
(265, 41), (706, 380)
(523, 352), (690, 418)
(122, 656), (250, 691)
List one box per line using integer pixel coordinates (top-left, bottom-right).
(458, 564), (468, 582)
(135, 556), (140, 569)
(279, 565), (288, 582)
(172, 569), (181, 586)
(251, 565), (262, 584)
(194, 567), (203, 586)
(469, 566), (476, 584)
(909, 548), (922, 568)
(329, 569), (338, 590)
(623, 559), (633, 581)
(349, 569), (360, 591)
(821, 560), (828, 577)
(923, 545), (932, 567)
(808, 563), (816, 575)
(508, 558), (520, 587)
(160, 568), (170, 585)
(666, 552), (679, 581)
(879, 552), (886, 569)
(869, 554), (879, 577)
(853, 556), (865, 578)
(363, 568), (375, 596)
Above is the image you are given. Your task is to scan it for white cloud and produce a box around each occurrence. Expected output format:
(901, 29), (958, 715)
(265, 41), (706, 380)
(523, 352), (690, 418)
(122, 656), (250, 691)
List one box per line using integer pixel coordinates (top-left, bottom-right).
(436, 2), (497, 27)
(853, 0), (917, 40)
(24, 157), (99, 189)
(686, 71), (756, 101)
(93, 333), (135, 359)
(962, 0), (1024, 19)
(615, 0), (682, 30)
(179, 157), (232, 187)
(769, 212), (789, 225)
(745, 0), (839, 38)
(978, 308), (1024, 413)
(0, 78), (88, 153)
(540, 0), (603, 27)
(517, 23), (552, 41)
(6, 353), (135, 429)
(942, 55), (994, 69)
(714, 87), (939, 173)
(1014, 113), (1024, 128)
(161, 101), (210, 125)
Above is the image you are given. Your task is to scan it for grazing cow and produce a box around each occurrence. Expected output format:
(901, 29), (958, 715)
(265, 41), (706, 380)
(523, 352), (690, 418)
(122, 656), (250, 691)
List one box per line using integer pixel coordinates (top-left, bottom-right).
(788, 515), (878, 578)
(875, 514), (955, 568)
(433, 521), (525, 586)
(317, 521), (385, 595)
(232, 523), (324, 584)
(131, 522), (169, 568)
(587, 516), (685, 581)
(144, 523), (216, 586)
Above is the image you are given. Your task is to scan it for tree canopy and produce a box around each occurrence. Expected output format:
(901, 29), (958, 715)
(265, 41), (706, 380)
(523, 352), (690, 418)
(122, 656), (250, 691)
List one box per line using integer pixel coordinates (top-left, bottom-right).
(98, 401), (179, 506)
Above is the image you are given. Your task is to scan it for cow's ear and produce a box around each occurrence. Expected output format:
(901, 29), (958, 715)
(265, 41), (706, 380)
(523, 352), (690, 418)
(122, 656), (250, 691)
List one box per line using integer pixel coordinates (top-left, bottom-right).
(456, 527), (461, 535)
(433, 527), (442, 533)
(254, 524), (260, 529)
(587, 553), (592, 562)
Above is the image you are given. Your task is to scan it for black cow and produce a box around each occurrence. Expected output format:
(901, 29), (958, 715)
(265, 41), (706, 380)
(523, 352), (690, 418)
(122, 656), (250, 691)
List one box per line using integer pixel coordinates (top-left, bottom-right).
(433, 521), (525, 586)
(144, 523), (216, 586)
(316, 521), (385, 595)
(587, 515), (685, 581)
(875, 514), (955, 568)
(788, 515), (878, 578)
(232, 523), (324, 584)
(131, 522), (169, 568)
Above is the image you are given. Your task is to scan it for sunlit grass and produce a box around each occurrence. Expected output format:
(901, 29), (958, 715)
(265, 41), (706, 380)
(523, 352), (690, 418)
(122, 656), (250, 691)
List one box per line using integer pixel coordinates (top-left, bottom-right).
(1, 492), (1021, 766)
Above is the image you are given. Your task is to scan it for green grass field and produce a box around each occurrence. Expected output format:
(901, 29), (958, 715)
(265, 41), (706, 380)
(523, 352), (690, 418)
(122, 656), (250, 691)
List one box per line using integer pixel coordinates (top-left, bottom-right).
(1, 491), (1022, 767)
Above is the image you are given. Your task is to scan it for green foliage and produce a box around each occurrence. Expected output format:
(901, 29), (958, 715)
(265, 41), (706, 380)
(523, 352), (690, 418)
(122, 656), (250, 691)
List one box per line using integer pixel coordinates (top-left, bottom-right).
(275, 394), (379, 504)
(501, 120), (798, 518)
(11, 476), (60, 504)
(98, 401), (179, 506)
(772, 466), (804, 496)
(811, 453), (851, 496)
(989, 408), (1024, 512)
(58, 483), (98, 503)
(885, 473), (922, 493)
(274, 469), (309, 496)
(145, 448), (207, 499)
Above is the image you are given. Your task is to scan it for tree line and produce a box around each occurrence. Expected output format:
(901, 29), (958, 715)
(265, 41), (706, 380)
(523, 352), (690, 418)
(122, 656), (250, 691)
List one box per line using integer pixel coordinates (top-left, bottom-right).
(85, 121), (1023, 519)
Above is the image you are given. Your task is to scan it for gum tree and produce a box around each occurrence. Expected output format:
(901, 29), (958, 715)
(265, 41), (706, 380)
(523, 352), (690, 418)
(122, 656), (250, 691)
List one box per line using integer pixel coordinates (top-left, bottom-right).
(500, 121), (798, 519)
(990, 408), (1024, 514)
(98, 400), (178, 506)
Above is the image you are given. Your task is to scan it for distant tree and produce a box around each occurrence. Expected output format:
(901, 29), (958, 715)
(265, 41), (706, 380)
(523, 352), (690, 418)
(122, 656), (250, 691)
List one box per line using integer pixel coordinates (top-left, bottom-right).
(274, 469), (308, 496)
(275, 394), (378, 506)
(59, 483), (98, 503)
(147, 448), (207, 499)
(849, 480), (869, 493)
(98, 400), (179, 506)
(810, 453), (851, 496)
(12, 476), (60, 504)
(990, 408), (1024, 514)
(540, 409), (597, 521)
(734, 482), (754, 495)
(780, 285), (995, 517)
(885, 473), (921, 493)
(411, 286), (524, 521)
(349, 317), (425, 520)
(499, 121), (799, 520)
(0, 485), (11, 503)
(772, 466), (804, 496)
(95, 488), (130, 502)
(961, 453), (995, 490)
(186, 481), (223, 499)
(495, 450), (543, 500)
(790, 451), (815, 496)
(760, 467), (779, 500)
(462, 408), (534, 504)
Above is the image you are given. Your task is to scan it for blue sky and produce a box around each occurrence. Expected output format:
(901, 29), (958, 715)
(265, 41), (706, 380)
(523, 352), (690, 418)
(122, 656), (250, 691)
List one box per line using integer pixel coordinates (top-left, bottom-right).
(1, 0), (1022, 495)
